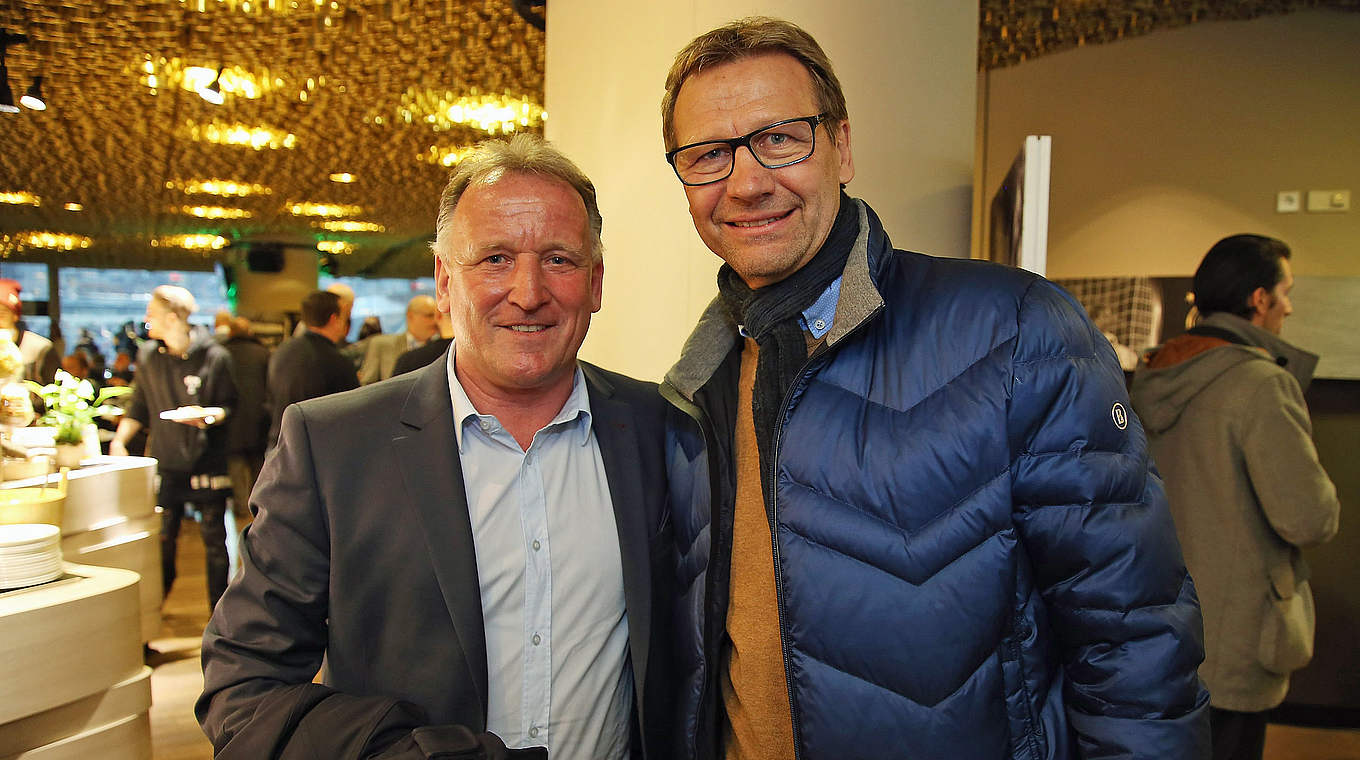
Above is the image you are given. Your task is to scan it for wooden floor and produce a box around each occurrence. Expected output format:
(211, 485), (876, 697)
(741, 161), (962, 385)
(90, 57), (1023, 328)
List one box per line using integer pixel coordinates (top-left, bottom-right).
(146, 517), (1360, 760)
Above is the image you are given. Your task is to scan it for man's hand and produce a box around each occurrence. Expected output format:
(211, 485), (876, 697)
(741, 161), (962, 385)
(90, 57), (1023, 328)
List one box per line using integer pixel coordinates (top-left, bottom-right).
(110, 417), (143, 457)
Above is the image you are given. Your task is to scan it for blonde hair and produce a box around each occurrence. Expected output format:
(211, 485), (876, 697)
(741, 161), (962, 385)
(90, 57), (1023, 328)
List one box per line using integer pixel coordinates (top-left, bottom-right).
(431, 133), (603, 263)
(661, 16), (848, 150)
(151, 285), (198, 320)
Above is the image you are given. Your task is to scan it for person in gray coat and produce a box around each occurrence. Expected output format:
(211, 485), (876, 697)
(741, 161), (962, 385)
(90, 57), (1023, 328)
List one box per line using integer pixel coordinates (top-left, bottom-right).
(1131, 234), (1339, 760)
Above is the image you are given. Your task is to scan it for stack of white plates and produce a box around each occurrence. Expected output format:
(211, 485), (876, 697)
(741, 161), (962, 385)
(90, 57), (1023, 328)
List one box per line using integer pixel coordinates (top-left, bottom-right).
(0, 523), (64, 590)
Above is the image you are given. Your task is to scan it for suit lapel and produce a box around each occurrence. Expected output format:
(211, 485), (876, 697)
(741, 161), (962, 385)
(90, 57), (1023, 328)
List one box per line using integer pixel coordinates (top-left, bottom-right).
(583, 364), (653, 702)
(394, 357), (490, 723)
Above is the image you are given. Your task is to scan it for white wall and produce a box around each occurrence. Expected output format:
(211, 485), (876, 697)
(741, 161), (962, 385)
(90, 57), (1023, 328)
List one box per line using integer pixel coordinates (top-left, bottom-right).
(546, 1), (978, 381)
(982, 10), (1360, 280)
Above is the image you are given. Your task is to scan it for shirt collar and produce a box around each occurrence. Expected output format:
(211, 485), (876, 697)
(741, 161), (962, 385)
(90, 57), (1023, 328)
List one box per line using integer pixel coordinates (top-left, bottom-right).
(445, 341), (593, 453)
(736, 275), (842, 341)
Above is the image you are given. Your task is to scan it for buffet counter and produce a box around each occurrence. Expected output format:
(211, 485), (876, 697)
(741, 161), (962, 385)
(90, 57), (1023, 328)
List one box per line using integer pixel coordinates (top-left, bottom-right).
(1, 456), (161, 642)
(0, 563), (151, 760)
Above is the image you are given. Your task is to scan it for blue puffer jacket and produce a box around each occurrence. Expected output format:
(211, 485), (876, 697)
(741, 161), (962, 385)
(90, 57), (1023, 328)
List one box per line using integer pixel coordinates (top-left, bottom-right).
(661, 200), (1209, 760)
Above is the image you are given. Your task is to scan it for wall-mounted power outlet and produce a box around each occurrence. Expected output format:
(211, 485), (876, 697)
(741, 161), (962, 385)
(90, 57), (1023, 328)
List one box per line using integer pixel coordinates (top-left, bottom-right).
(1276, 191), (1301, 213)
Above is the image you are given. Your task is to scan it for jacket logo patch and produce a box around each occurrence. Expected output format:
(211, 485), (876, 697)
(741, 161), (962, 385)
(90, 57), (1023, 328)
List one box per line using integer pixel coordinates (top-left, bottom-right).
(1111, 402), (1128, 430)
(184, 374), (202, 396)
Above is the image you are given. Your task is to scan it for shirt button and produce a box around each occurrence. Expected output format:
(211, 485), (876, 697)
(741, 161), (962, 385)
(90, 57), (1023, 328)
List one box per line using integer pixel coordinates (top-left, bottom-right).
(532, 633), (541, 646)
(813, 318), (826, 331)
(479, 420), (491, 431)
(532, 540), (541, 551)
(528, 727), (539, 738)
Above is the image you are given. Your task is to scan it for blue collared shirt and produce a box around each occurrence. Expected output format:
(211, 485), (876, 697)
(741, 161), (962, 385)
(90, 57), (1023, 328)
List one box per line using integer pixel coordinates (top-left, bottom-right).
(737, 275), (842, 340)
(446, 345), (631, 759)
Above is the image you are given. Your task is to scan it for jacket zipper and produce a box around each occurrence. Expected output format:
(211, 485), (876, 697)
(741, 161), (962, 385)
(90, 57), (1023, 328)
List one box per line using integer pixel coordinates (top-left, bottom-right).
(768, 307), (882, 759)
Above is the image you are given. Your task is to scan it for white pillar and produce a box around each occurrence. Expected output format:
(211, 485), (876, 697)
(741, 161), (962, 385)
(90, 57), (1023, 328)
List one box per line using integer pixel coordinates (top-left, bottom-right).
(547, 1), (978, 381)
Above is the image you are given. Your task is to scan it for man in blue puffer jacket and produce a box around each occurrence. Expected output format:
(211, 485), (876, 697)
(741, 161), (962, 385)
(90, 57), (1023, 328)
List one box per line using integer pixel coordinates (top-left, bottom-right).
(658, 17), (1210, 760)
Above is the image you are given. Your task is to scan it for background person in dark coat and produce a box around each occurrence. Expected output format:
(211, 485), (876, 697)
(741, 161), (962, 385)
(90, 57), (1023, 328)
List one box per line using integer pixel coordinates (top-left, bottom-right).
(217, 315), (270, 517)
(265, 290), (359, 450)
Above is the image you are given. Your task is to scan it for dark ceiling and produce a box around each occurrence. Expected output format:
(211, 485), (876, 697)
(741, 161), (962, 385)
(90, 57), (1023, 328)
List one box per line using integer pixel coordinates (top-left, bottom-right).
(1, 0), (1354, 278)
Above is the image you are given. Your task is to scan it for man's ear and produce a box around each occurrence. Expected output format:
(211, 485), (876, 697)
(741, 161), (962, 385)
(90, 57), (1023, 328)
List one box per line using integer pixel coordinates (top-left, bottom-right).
(1248, 286), (1271, 318)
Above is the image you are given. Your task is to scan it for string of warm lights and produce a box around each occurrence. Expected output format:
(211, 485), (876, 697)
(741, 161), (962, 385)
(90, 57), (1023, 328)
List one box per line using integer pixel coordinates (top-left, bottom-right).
(316, 220), (384, 233)
(0, 191), (40, 206)
(392, 90), (545, 135)
(178, 205), (254, 219)
(166, 179), (273, 197)
(151, 234), (230, 250)
(0, 231), (93, 255)
(288, 201), (361, 217)
(316, 240), (354, 254)
(179, 119), (298, 150)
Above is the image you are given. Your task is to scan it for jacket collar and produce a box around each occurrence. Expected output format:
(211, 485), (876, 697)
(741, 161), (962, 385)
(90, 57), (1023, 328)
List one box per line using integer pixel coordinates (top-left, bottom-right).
(664, 198), (885, 401)
(1198, 312), (1318, 391)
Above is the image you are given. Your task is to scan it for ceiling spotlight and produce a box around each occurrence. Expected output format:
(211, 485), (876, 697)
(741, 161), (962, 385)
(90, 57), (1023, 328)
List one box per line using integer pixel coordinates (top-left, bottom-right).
(199, 67), (225, 105)
(19, 75), (44, 111)
(0, 32), (28, 115)
(328, 172), (355, 183)
(0, 64), (17, 114)
(63, 202), (83, 212)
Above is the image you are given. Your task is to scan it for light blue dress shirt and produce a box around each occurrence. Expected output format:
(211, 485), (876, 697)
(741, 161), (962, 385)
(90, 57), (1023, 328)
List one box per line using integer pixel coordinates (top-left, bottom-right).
(446, 346), (631, 760)
(736, 274), (842, 340)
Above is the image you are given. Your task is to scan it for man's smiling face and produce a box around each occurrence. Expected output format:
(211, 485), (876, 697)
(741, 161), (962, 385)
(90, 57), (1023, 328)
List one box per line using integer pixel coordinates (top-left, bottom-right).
(672, 52), (853, 289)
(435, 170), (602, 400)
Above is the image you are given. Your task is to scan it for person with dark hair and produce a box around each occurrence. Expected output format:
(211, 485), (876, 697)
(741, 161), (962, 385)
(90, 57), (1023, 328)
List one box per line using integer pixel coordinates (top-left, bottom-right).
(1132, 235), (1338, 760)
(199, 135), (671, 760)
(111, 284), (239, 612)
(264, 290), (359, 450)
(356, 314), (383, 341)
(218, 316), (270, 518)
(658, 16), (1207, 760)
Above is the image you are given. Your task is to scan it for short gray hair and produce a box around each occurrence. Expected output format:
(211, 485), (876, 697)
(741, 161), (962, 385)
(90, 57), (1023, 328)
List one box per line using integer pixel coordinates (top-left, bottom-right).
(431, 133), (603, 263)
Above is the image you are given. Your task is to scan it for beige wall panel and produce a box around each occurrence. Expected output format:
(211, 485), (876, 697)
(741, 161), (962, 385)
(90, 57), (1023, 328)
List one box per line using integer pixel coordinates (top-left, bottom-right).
(982, 10), (1360, 279)
(548, 1), (977, 381)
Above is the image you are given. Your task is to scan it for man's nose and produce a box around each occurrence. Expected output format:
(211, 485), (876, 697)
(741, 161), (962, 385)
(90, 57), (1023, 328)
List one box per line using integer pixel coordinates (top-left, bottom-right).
(506, 258), (549, 310)
(726, 145), (775, 198)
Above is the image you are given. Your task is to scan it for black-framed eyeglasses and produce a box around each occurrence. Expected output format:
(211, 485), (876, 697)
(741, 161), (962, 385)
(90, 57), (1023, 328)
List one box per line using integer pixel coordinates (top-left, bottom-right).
(665, 114), (828, 186)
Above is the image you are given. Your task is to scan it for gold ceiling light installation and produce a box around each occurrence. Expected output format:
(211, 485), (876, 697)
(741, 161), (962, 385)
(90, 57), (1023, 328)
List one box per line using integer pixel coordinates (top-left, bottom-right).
(329, 173), (356, 183)
(417, 145), (472, 168)
(394, 90), (546, 135)
(138, 57), (278, 100)
(179, 205), (254, 219)
(0, 0), (549, 274)
(63, 203), (83, 212)
(316, 220), (384, 233)
(288, 201), (361, 217)
(0, 191), (40, 206)
(153, 234), (229, 250)
(316, 240), (354, 254)
(179, 119), (299, 150)
(166, 179), (274, 197)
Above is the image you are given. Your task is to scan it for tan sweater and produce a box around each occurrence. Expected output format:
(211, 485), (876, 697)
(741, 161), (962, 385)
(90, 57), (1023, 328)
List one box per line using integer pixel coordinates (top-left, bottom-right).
(721, 338), (796, 760)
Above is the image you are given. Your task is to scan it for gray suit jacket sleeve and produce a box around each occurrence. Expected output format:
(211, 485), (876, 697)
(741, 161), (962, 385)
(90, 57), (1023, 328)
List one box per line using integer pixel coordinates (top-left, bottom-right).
(197, 401), (343, 751)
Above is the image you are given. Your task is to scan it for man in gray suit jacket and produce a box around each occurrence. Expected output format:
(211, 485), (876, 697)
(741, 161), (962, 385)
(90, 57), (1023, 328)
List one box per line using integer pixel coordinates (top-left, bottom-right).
(198, 135), (673, 760)
(357, 295), (441, 384)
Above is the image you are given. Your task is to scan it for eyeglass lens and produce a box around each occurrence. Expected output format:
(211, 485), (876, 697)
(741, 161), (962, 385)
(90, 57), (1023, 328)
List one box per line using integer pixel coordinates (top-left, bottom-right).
(672, 120), (816, 184)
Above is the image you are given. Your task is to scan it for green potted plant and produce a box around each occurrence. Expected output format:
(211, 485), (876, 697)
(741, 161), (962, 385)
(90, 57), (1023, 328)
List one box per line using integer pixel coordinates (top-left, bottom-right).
(25, 370), (131, 467)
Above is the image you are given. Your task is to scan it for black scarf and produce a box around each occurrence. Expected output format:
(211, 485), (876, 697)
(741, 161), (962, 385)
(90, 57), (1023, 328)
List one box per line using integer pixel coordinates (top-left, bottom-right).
(716, 191), (857, 501)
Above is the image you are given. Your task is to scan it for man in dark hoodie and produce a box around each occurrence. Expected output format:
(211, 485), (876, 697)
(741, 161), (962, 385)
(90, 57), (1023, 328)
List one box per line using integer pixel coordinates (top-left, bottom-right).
(1131, 234), (1339, 760)
(111, 285), (239, 611)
